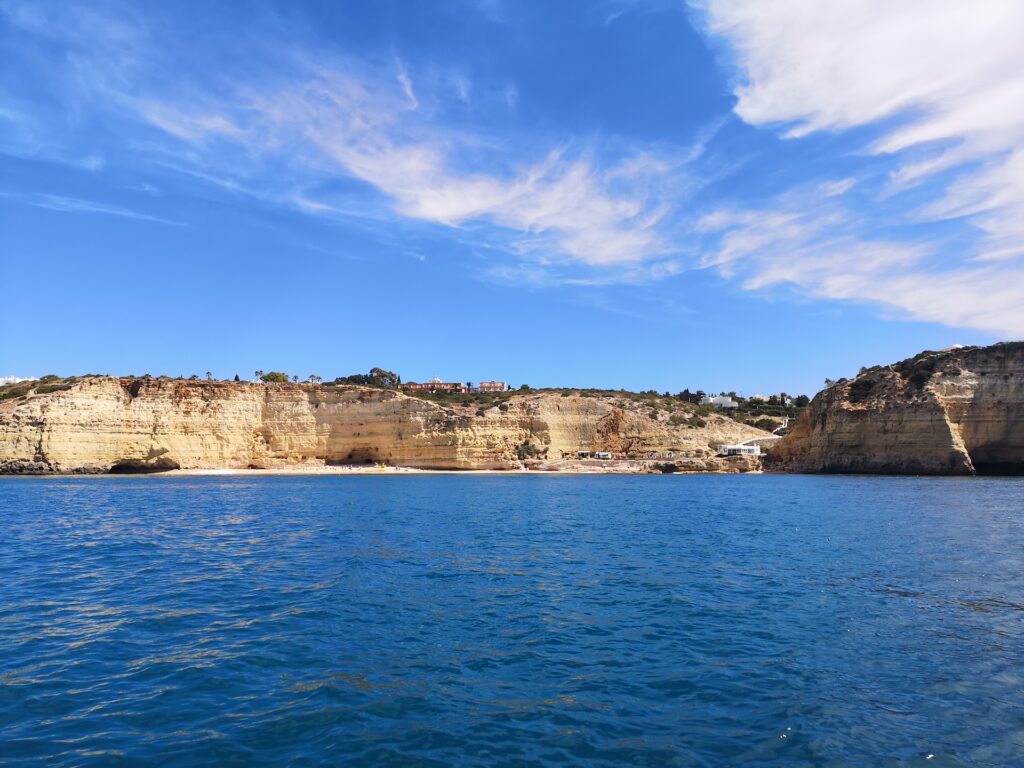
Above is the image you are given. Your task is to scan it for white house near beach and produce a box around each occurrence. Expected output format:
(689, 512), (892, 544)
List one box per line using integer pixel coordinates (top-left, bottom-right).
(701, 395), (739, 409)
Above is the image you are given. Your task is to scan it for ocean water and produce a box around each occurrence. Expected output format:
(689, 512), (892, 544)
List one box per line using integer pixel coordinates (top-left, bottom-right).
(1, 475), (1022, 767)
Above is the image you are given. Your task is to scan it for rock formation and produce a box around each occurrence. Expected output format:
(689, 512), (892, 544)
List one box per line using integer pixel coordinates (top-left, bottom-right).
(0, 377), (765, 473)
(767, 342), (1024, 475)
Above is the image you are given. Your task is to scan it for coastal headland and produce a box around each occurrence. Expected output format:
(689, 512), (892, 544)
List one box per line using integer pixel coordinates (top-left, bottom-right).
(2, 341), (1021, 476)
(767, 341), (1024, 475)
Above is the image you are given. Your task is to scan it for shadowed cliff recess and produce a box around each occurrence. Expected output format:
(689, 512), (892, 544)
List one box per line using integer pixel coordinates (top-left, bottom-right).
(767, 342), (1024, 475)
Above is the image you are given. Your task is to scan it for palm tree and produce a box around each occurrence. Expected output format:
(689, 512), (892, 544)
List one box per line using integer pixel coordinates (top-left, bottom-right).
(206, 371), (212, 381)
(255, 370), (264, 382)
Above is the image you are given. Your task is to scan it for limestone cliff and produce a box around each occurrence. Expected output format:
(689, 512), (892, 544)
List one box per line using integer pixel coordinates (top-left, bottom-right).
(767, 342), (1024, 475)
(0, 378), (765, 473)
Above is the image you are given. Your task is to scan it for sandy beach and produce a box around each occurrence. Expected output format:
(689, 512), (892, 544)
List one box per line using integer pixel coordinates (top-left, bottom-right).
(166, 465), (496, 477)
(160, 460), (755, 477)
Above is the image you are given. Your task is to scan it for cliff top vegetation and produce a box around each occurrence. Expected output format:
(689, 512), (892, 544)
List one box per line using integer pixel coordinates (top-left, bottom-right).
(0, 371), (809, 432)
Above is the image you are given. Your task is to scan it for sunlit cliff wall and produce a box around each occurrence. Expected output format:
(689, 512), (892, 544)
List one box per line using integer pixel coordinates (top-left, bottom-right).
(767, 342), (1024, 475)
(0, 378), (764, 473)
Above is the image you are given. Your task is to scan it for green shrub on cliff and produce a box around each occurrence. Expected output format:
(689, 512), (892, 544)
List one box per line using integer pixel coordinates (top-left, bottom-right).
(515, 441), (538, 460)
(670, 414), (706, 429)
(260, 372), (290, 383)
(848, 377), (875, 403)
(0, 384), (32, 401)
(331, 367), (401, 388)
(35, 381), (74, 395)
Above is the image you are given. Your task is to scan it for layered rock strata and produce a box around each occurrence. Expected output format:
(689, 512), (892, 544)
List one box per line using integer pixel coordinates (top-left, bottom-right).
(767, 342), (1024, 475)
(0, 378), (765, 473)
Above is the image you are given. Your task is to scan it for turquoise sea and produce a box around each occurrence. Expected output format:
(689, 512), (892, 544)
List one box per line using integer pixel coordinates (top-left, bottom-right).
(1, 475), (1022, 766)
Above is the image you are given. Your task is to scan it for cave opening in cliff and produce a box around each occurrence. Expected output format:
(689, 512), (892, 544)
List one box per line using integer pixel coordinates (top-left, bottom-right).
(327, 449), (378, 465)
(968, 442), (1024, 475)
(971, 460), (1024, 476)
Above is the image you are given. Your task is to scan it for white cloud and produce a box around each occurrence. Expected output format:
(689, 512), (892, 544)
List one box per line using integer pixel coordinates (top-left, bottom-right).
(9, 0), (1019, 336)
(818, 178), (854, 198)
(699, 201), (1024, 337)
(138, 103), (246, 143)
(696, 0), (1024, 333)
(698, 1), (1024, 137)
(395, 63), (419, 110)
(0, 2), (689, 276)
(140, 67), (673, 267)
(696, 1), (1024, 335)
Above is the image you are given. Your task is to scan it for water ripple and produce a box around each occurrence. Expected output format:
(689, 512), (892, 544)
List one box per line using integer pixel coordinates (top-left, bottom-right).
(1, 474), (1023, 766)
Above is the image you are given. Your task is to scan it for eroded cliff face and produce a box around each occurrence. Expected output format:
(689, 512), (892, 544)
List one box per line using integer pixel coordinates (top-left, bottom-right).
(767, 342), (1024, 475)
(0, 378), (765, 473)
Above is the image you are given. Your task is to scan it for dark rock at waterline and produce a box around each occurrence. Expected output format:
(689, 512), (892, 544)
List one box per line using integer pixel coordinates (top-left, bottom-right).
(108, 457), (181, 474)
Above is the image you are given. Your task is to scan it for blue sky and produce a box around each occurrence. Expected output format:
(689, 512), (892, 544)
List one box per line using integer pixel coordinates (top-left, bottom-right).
(2, 0), (1022, 396)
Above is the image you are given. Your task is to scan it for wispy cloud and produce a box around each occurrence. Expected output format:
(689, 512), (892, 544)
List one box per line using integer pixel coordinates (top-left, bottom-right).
(395, 62), (420, 110)
(451, 74), (472, 105)
(698, 198), (1024, 337)
(10, 193), (183, 226)
(6, 0), (1021, 339)
(137, 103), (246, 143)
(133, 65), (678, 268)
(1, 0), (684, 274)
(503, 84), (519, 109)
(694, 0), (1024, 335)
(697, 0), (1024, 256)
(818, 178), (855, 198)
(0, 2), (695, 278)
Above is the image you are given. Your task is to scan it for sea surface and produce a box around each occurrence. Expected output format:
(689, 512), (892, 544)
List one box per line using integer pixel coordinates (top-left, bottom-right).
(1, 475), (1022, 767)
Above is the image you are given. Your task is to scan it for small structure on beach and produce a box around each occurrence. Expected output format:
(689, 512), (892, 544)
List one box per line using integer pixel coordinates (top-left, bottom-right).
(716, 444), (761, 457)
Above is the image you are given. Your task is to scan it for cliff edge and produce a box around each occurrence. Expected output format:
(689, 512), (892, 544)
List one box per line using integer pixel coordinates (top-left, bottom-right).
(766, 342), (1024, 475)
(0, 378), (766, 474)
